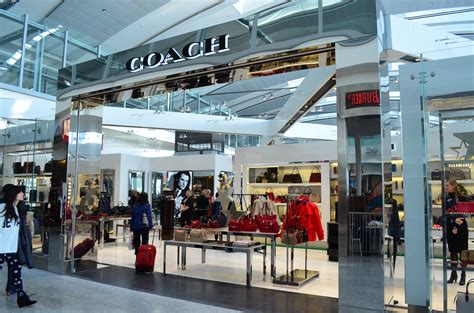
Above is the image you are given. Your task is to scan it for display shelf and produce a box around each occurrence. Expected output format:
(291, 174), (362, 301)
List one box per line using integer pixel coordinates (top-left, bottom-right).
(248, 183), (322, 187)
(429, 180), (474, 184)
(3, 173), (52, 178)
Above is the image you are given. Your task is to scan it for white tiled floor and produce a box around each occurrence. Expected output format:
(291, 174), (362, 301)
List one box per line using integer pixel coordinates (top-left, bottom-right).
(96, 233), (464, 312)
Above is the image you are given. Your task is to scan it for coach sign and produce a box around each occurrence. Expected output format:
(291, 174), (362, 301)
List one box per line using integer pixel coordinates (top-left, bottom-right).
(125, 34), (230, 73)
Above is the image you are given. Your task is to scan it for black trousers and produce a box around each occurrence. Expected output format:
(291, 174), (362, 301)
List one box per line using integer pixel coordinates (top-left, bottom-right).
(133, 228), (149, 255)
(180, 211), (193, 227)
(0, 253), (24, 296)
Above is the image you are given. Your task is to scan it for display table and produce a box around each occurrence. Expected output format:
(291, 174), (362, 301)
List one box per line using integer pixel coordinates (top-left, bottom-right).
(174, 227), (279, 278)
(220, 230), (279, 279)
(163, 240), (266, 287)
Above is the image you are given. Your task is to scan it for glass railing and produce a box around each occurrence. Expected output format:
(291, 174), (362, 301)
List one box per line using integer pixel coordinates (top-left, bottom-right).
(0, 10), (100, 96)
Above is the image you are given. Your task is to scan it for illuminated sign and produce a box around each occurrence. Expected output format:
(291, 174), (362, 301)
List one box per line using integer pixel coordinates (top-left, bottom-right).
(346, 89), (380, 109)
(125, 34), (230, 73)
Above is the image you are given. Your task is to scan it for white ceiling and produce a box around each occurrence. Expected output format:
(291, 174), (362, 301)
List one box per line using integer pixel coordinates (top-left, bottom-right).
(5, 0), (284, 54)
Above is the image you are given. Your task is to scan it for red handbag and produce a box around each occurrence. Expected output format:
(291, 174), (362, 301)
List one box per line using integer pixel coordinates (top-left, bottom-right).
(309, 167), (321, 183)
(208, 220), (219, 228)
(239, 217), (258, 232)
(190, 220), (201, 228)
(228, 219), (240, 231)
(265, 187), (275, 201)
(274, 195), (287, 203)
(255, 215), (280, 233)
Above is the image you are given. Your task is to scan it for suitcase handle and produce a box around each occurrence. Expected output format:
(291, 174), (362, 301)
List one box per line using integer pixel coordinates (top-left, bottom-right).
(464, 278), (474, 302)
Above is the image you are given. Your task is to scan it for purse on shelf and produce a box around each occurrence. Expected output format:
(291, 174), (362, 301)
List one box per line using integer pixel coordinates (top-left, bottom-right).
(190, 229), (207, 242)
(265, 187), (275, 201)
(431, 169), (442, 180)
(190, 220), (201, 229)
(309, 167), (321, 183)
(275, 195), (287, 203)
(282, 168), (302, 184)
(267, 167), (278, 183)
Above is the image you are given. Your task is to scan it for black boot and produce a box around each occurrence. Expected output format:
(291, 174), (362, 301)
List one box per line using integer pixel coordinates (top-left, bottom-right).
(17, 294), (36, 308)
(460, 271), (466, 286)
(447, 270), (458, 283)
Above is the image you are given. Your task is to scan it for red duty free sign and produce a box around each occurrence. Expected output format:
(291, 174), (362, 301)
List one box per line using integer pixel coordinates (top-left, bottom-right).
(346, 90), (380, 109)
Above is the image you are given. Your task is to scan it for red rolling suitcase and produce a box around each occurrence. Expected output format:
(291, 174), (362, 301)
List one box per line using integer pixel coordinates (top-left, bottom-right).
(135, 231), (156, 273)
(73, 238), (95, 259)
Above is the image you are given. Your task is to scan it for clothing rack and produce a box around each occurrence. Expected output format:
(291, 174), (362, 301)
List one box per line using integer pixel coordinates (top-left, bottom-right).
(273, 194), (319, 287)
(232, 193), (267, 213)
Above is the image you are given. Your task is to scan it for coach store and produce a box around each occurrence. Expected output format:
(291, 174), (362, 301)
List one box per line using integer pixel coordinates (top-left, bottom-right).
(12, 1), (473, 312)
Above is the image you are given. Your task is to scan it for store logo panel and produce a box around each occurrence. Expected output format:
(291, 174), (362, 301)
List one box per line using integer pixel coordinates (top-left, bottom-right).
(345, 89), (380, 109)
(126, 34), (230, 73)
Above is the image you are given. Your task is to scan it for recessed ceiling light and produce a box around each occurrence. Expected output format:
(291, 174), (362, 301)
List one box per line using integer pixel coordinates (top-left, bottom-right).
(102, 8), (106, 12)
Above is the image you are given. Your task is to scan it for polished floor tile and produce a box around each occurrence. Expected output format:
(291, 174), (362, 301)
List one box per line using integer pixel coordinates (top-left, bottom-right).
(0, 268), (242, 312)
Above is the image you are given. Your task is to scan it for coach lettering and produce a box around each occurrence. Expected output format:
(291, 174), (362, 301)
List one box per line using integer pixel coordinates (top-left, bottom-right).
(125, 34), (230, 72)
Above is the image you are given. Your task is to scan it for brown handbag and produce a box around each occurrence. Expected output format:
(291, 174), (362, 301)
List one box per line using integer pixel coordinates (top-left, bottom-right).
(461, 250), (474, 265)
(175, 230), (188, 242)
(281, 229), (306, 245)
(190, 229), (207, 242)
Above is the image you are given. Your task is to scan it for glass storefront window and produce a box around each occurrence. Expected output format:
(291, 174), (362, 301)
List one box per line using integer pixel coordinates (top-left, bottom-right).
(0, 16), (25, 87)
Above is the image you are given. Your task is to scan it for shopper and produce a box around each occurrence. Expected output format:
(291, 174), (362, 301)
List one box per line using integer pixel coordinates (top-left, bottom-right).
(131, 192), (153, 255)
(180, 190), (195, 227)
(196, 190), (210, 219)
(445, 179), (470, 286)
(0, 185), (36, 307)
(1, 185), (33, 297)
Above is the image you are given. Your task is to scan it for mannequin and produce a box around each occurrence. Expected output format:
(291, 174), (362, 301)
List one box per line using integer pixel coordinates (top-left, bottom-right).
(215, 172), (234, 216)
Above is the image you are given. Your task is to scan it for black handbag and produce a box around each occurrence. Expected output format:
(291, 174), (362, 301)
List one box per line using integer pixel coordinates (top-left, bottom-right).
(44, 160), (53, 173)
(431, 170), (442, 180)
(283, 168), (302, 183)
(13, 162), (23, 174)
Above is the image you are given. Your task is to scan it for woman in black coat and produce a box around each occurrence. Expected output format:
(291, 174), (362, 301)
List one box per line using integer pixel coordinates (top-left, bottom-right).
(6, 200), (33, 295)
(445, 179), (470, 286)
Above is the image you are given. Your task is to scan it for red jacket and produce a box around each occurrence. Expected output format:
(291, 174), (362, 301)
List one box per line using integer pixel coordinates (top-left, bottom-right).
(282, 196), (324, 241)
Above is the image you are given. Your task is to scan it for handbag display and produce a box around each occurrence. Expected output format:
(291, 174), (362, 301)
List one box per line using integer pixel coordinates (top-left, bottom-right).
(274, 195), (287, 203)
(174, 230), (188, 242)
(456, 202), (474, 213)
(281, 227), (307, 245)
(44, 160), (53, 173)
(309, 167), (321, 183)
(190, 229), (207, 242)
(239, 217), (258, 232)
(267, 167), (278, 183)
(228, 219), (240, 231)
(431, 170), (442, 180)
(190, 220), (201, 228)
(23, 162), (35, 174)
(282, 168), (302, 183)
(13, 162), (23, 174)
(265, 187), (275, 201)
(255, 214), (280, 233)
(34, 165), (41, 175)
(461, 250), (474, 265)
(207, 219), (219, 228)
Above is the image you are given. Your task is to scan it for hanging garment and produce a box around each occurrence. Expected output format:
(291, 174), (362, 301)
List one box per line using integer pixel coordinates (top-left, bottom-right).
(282, 196), (324, 241)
